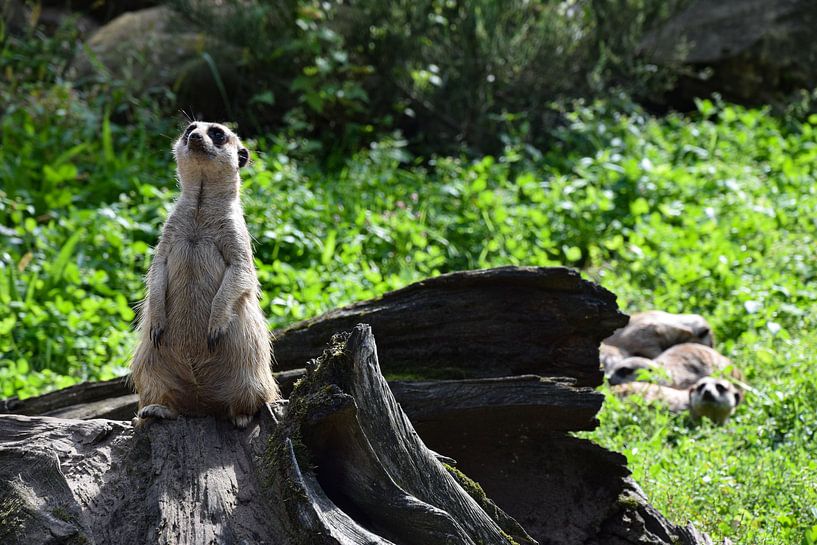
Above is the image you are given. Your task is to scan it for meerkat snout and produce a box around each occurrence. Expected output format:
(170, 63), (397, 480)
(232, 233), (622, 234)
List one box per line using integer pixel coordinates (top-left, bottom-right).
(187, 129), (204, 146)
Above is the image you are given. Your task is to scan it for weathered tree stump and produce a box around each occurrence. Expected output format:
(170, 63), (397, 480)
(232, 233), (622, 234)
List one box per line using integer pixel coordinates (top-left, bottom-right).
(0, 325), (533, 545)
(0, 267), (717, 544)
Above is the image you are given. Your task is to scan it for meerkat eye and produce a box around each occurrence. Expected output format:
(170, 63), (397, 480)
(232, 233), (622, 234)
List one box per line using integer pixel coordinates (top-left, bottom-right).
(208, 127), (226, 146)
(697, 327), (710, 339)
(716, 383), (727, 394)
(184, 124), (197, 137)
(238, 147), (249, 168)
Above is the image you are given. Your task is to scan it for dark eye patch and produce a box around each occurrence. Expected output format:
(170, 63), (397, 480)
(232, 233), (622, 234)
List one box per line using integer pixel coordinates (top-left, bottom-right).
(208, 126), (226, 146)
(184, 123), (197, 137)
(716, 383), (727, 394)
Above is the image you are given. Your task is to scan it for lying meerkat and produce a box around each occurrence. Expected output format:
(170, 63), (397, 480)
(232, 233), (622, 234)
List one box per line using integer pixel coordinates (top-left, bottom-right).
(605, 356), (656, 385)
(688, 377), (743, 424)
(599, 342), (627, 371)
(603, 310), (714, 360)
(612, 377), (742, 424)
(606, 343), (741, 388)
(131, 121), (280, 428)
(612, 381), (690, 412)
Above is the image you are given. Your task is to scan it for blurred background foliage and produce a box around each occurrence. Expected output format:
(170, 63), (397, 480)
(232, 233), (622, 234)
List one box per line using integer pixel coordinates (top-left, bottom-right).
(1, 1), (817, 543)
(167, 0), (690, 157)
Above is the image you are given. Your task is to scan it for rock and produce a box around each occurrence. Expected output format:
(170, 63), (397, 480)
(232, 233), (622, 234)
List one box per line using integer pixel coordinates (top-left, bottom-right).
(70, 6), (238, 118)
(639, 0), (817, 105)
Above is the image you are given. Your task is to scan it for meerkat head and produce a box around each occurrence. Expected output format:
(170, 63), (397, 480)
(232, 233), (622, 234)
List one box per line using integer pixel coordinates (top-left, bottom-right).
(173, 122), (249, 188)
(688, 377), (742, 425)
(605, 356), (656, 385)
(680, 314), (714, 347)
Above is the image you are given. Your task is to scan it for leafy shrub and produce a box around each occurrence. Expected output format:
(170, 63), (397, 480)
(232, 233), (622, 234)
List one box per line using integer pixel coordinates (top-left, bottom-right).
(167, 0), (690, 156)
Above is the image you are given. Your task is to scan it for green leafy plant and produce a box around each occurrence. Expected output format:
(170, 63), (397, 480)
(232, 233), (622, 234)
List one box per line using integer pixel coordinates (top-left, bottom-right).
(0, 20), (815, 542)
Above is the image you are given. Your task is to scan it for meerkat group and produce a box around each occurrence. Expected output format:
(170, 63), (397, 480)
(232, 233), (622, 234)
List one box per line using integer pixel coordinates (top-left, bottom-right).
(131, 122), (280, 428)
(601, 311), (744, 424)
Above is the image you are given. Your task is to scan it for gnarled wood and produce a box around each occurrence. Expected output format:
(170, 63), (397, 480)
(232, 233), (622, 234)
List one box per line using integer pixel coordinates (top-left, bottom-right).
(3, 373), (603, 434)
(271, 266), (627, 386)
(0, 325), (533, 545)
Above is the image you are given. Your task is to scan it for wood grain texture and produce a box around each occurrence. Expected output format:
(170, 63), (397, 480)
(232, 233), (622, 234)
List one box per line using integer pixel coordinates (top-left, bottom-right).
(10, 373), (603, 435)
(271, 266), (627, 386)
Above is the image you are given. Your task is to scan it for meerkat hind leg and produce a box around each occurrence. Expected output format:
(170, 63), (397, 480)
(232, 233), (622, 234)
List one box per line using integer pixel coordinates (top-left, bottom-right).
(231, 414), (254, 428)
(133, 403), (179, 428)
(227, 388), (263, 429)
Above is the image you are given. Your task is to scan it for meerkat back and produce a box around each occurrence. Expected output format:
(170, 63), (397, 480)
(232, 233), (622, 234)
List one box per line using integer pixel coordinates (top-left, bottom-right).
(132, 122), (280, 428)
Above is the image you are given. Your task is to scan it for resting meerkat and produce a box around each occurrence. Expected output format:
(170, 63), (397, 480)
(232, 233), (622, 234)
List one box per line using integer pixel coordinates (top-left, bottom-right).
(131, 121), (280, 428)
(654, 343), (741, 388)
(599, 342), (627, 371)
(602, 310), (714, 360)
(605, 356), (656, 385)
(612, 377), (742, 424)
(607, 343), (741, 388)
(688, 377), (743, 424)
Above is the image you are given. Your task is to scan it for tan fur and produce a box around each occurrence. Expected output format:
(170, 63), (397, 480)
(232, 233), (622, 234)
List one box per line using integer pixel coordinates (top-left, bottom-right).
(654, 343), (741, 389)
(612, 381), (691, 412)
(131, 122), (280, 428)
(603, 310), (714, 359)
(599, 342), (626, 371)
(605, 356), (656, 385)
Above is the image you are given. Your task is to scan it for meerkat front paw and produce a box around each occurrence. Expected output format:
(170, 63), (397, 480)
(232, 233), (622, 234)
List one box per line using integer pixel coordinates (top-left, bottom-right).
(206, 315), (232, 351)
(231, 414), (254, 428)
(149, 323), (165, 348)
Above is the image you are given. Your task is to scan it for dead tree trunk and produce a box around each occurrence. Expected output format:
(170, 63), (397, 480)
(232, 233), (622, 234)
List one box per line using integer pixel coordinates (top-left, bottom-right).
(0, 267), (718, 544)
(270, 266), (627, 386)
(0, 325), (533, 545)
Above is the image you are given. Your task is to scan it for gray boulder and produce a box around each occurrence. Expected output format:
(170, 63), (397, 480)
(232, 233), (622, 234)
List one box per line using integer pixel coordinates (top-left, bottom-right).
(71, 6), (238, 117)
(640, 0), (817, 104)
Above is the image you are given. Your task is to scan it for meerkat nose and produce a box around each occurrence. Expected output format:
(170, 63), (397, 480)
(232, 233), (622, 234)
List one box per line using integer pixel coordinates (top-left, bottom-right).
(187, 131), (206, 150)
(702, 389), (716, 402)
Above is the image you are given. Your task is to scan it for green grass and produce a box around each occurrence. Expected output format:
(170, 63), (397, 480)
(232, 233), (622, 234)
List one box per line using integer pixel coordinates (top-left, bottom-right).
(1, 96), (816, 544)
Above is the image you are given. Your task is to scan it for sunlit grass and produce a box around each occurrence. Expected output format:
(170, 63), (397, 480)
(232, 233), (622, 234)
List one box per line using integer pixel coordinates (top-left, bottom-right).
(2, 96), (816, 544)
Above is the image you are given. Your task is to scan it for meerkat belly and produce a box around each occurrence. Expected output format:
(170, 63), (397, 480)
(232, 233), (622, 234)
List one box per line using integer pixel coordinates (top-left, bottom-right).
(165, 237), (226, 345)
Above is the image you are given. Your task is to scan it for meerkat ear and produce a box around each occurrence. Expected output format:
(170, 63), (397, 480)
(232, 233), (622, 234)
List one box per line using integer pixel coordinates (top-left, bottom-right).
(734, 389), (744, 405)
(238, 147), (249, 168)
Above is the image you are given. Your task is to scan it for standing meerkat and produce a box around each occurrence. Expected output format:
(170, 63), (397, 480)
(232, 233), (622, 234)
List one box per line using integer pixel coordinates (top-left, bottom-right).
(132, 121), (280, 428)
